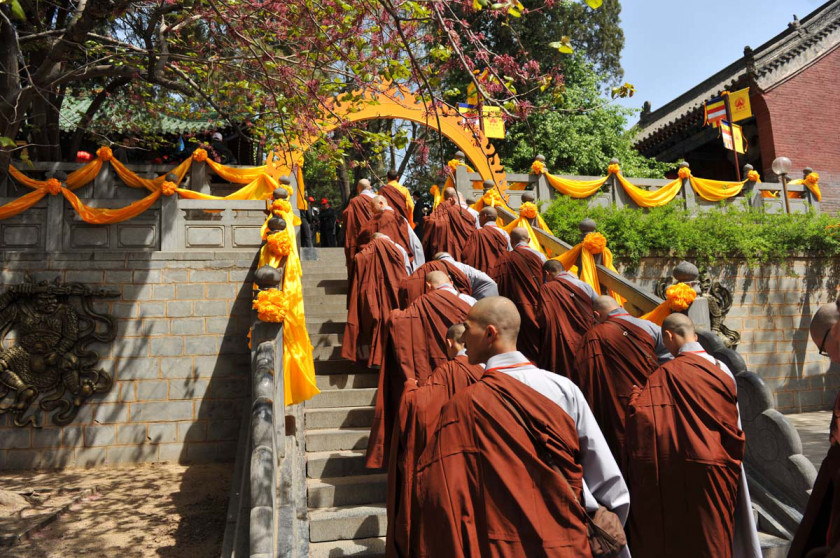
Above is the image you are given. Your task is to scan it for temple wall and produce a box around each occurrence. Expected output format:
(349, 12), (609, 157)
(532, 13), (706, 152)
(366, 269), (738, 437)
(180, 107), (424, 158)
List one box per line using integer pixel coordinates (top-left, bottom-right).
(619, 256), (840, 414)
(0, 250), (257, 470)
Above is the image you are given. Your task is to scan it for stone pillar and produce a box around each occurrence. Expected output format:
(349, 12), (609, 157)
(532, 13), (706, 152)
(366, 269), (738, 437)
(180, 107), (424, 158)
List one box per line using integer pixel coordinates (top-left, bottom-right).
(93, 160), (117, 199)
(742, 164), (762, 209)
(609, 158), (630, 209)
(679, 162), (696, 211)
(802, 166), (820, 212)
(190, 159), (210, 194)
(454, 165), (470, 200)
(672, 261), (711, 330)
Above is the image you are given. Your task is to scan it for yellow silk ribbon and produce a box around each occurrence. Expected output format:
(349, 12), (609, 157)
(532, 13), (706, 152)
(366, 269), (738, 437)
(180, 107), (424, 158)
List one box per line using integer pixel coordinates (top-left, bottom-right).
(205, 158), (267, 184)
(503, 218), (545, 254)
(789, 176), (822, 201)
(553, 243), (626, 305)
(615, 174), (682, 207)
(688, 176), (745, 202)
(544, 173), (608, 198)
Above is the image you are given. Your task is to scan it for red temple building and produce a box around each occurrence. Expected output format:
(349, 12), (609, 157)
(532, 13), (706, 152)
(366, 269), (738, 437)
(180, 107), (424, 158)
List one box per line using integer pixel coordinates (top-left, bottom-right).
(634, 0), (840, 210)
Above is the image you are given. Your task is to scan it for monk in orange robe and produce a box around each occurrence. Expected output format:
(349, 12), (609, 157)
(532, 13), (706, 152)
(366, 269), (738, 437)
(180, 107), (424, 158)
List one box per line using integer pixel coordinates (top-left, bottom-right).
(625, 313), (760, 558)
(356, 195), (425, 271)
(366, 271), (472, 470)
(460, 207), (511, 274)
(386, 323), (484, 558)
(341, 234), (409, 368)
(790, 298), (840, 558)
(421, 186), (477, 260)
(414, 297), (630, 557)
(490, 227), (545, 361)
(572, 295), (660, 472)
(398, 258), (472, 309)
(536, 259), (596, 375)
(380, 169), (415, 229)
(342, 179), (375, 284)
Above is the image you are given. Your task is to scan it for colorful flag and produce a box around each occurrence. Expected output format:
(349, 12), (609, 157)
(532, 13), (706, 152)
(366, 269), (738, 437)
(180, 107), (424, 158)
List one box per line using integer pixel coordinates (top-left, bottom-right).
(458, 103), (480, 128)
(704, 97), (727, 127)
(728, 87), (752, 122)
(720, 121), (745, 154)
(466, 68), (491, 105)
(482, 106), (505, 139)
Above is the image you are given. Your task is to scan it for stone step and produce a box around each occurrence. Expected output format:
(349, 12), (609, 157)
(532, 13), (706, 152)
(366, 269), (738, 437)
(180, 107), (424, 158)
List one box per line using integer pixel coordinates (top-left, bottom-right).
(304, 294), (349, 305)
(302, 279), (349, 295)
(309, 504), (387, 543)
(312, 344), (343, 360)
(307, 474), (387, 509)
(306, 406), (375, 429)
(303, 272), (349, 283)
(309, 333), (341, 347)
(304, 304), (348, 319)
(306, 427), (370, 452)
(309, 537), (385, 558)
(314, 359), (371, 375)
(759, 533), (790, 557)
(307, 388), (377, 409)
(306, 320), (346, 335)
(316, 373), (379, 391)
(307, 450), (382, 479)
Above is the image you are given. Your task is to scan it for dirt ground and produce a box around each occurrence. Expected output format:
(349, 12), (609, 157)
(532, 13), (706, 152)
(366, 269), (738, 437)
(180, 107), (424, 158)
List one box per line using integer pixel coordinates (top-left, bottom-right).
(2, 462), (233, 558)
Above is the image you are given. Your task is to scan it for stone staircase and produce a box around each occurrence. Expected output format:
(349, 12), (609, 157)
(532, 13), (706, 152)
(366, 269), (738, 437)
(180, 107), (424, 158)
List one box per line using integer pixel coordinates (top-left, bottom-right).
(302, 248), (387, 557)
(298, 248), (791, 558)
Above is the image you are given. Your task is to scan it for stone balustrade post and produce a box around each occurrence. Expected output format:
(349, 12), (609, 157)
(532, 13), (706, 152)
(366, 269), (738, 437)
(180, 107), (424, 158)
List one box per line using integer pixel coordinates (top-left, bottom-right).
(93, 159), (117, 199)
(609, 157), (630, 209)
(679, 162), (696, 211)
(742, 164), (762, 210)
(802, 166), (820, 212)
(190, 158), (210, 194)
(672, 261), (711, 330)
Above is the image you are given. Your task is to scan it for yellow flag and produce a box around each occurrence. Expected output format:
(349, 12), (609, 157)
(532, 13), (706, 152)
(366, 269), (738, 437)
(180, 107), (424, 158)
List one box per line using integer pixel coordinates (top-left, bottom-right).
(732, 122), (745, 154)
(721, 121), (745, 154)
(482, 106), (505, 139)
(728, 87), (752, 122)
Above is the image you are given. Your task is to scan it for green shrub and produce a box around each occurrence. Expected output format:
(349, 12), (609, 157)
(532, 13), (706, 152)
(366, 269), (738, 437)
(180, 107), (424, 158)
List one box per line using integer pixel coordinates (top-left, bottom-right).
(541, 197), (840, 268)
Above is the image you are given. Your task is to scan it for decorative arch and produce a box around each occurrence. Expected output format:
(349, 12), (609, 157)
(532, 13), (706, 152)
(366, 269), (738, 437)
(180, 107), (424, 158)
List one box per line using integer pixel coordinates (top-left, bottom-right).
(265, 83), (507, 188)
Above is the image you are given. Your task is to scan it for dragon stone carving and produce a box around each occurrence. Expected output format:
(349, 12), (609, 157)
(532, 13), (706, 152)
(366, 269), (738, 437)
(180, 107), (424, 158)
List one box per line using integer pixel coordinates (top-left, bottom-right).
(656, 261), (741, 349)
(0, 277), (119, 427)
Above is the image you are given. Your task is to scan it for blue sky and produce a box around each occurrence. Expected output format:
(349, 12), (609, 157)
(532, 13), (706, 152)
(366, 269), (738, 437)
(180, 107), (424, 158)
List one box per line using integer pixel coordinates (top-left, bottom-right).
(615, 0), (825, 119)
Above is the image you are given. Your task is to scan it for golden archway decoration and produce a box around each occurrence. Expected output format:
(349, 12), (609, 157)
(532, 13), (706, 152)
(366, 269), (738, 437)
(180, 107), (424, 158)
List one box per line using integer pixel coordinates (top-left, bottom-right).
(265, 82), (507, 188)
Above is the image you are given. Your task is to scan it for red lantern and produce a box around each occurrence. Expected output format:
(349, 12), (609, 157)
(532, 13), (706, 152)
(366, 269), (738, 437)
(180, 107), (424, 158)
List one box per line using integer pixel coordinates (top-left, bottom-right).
(75, 151), (92, 163)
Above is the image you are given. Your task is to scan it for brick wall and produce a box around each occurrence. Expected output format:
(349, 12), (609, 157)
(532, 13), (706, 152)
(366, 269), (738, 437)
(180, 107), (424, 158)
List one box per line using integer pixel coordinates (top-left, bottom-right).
(0, 250), (257, 470)
(759, 46), (840, 211)
(620, 257), (840, 414)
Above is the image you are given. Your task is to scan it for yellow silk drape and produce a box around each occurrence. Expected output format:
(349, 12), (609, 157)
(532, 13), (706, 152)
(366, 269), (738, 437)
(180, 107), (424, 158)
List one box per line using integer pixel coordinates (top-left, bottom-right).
(789, 178), (822, 202)
(110, 157), (191, 191)
(640, 301), (671, 326)
(9, 159), (104, 191)
(176, 173), (277, 201)
(615, 174), (683, 207)
(257, 209), (320, 405)
(553, 244), (625, 305)
(544, 173), (608, 198)
(688, 176), (745, 202)
(430, 185), (443, 210)
(62, 188), (163, 224)
(0, 189), (48, 219)
(388, 180), (415, 228)
(205, 158), (266, 184)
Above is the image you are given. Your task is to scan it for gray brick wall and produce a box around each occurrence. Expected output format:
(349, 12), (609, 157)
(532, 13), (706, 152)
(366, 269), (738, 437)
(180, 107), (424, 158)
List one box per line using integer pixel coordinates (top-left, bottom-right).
(0, 251), (256, 469)
(620, 257), (840, 414)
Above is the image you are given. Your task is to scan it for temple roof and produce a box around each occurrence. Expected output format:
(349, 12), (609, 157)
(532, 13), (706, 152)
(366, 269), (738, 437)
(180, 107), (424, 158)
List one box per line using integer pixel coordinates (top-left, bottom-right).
(59, 96), (223, 135)
(634, 0), (840, 154)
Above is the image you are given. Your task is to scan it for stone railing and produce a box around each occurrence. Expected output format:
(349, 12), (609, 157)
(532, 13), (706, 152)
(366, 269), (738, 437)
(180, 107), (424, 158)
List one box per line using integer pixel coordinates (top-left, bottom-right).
(0, 160), (284, 252)
(222, 257), (308, 557)
(454, 160), (820, 214)
(495, 210), (816, 542)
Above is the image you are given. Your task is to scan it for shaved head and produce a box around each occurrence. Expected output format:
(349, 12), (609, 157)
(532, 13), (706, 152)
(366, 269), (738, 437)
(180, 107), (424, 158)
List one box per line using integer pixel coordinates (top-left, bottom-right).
(811, 298), (840, 363)
(479, 206), (497, 226)
(662, 313), (695, 338)
(463, 297), (521, 363)
(370, 195), (388, 214)
(662, 313), (698, 356)
(543, 259), (565, 276)
(446, 322), (466, 342)
(425, 270), (450, 288)
(443, 187), (458, 201)
(510, 227), (529, 245)
(357, 178), (371, 192)
(593, 295), (619, 314)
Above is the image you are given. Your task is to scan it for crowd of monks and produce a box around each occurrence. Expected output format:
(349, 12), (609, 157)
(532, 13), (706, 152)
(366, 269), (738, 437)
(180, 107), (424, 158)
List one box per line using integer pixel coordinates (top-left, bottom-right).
(337, 174), (840, 558)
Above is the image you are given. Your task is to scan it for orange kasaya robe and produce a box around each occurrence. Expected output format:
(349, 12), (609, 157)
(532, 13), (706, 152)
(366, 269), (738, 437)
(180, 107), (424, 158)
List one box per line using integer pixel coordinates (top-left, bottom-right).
(386, 356), (484, 558)
(341, 237), (408, 368)
(413, 369), (592, 558)
(491, 246), (545, 362)
(572, 317), (658, 472)
(366, 289), (471, 470)
(380, 181), (415, 229)
(421, 201), (477, 261)
(342, 193), (373, 284)
(625, 352), (746, 558)
(356, 210), (414, 263)
(397, 259), (472, 309)
(461, 226), (509, 275)
(536, 276), (595, 376)
(789, 392), (840, 557)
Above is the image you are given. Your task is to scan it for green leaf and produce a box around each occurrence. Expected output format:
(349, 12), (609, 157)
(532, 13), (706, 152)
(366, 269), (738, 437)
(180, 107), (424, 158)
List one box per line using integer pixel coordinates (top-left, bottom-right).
(549, 36), (574, 54)
(7, 0), (25, 21)
(0, 136), (16, 148)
